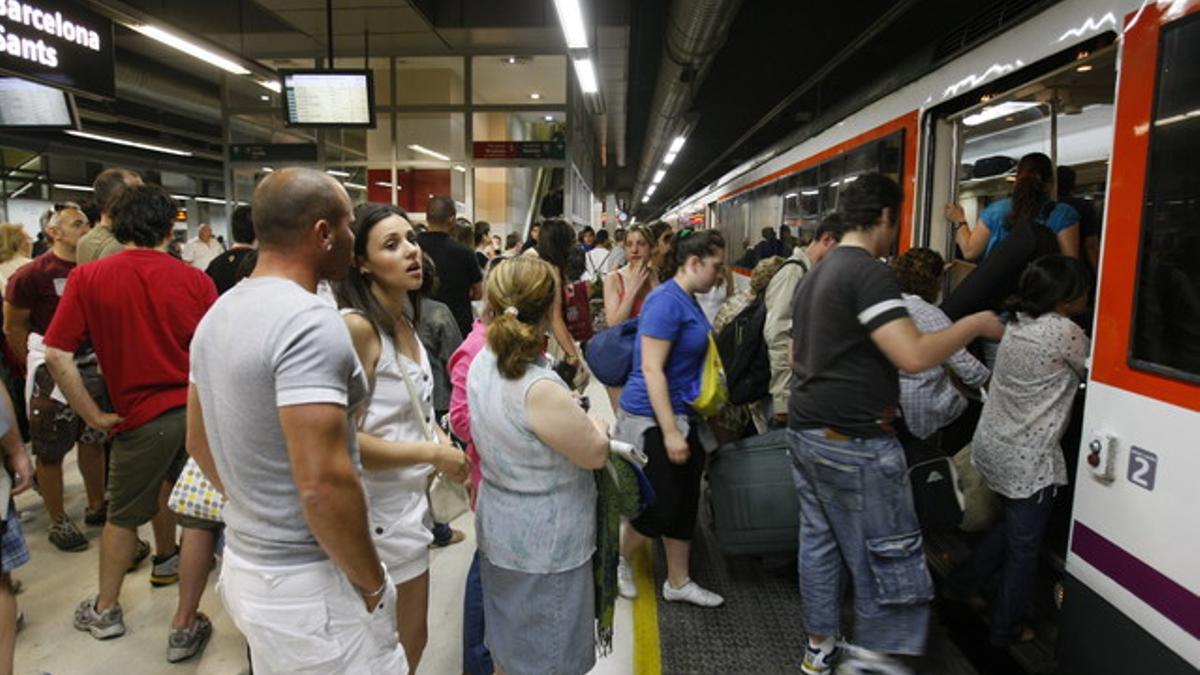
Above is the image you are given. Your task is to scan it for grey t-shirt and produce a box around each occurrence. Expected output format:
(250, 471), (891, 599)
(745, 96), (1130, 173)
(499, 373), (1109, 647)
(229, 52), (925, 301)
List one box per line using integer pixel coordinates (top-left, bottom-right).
(191, 277), (368, 566)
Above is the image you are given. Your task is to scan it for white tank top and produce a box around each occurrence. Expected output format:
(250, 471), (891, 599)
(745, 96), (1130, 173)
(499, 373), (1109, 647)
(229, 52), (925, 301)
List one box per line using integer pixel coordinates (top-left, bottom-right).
(344, 311), (436, 510)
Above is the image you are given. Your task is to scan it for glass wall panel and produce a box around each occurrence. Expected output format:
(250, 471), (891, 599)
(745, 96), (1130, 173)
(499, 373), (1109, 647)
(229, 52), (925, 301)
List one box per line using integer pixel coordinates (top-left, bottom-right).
(395, 113), (466, 162)
(472, 55), (566, 105)
(472, 111), (563, 143)
(395, 56), (463, 105)
(475, 167), (538, 238)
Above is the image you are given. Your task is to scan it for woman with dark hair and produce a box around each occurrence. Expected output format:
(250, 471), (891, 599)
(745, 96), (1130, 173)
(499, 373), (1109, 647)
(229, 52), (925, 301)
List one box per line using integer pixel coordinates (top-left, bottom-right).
(648, 222), (674, 280)
(530, 219), (587, 380)
(336, 203), (471, 671)
(473, 221), (492, 268)
(468, 256), (609, 675)
(945, 152), (1081, 261)
(615, 228), (727, 607)
(953, 254), (1090, 647)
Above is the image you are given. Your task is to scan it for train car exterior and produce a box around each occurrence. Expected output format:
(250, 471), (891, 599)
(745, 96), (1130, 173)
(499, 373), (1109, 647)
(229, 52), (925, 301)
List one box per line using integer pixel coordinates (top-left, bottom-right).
(664, 1), (1200, 672)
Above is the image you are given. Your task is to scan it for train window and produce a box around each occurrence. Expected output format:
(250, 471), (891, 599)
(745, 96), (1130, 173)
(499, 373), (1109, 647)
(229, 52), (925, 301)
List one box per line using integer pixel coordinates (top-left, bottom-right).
(1129, 15), (1200, 382)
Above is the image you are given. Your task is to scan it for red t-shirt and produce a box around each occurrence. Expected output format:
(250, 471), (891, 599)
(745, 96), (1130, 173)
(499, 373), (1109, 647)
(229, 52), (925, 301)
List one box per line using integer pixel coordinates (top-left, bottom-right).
(4, 251), (75, 334)
(44, 249), (217, 432)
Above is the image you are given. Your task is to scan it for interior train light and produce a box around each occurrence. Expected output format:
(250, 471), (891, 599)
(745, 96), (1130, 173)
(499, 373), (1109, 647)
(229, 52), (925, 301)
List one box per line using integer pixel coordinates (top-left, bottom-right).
(552, 0), (589, 49)
(669, 136), (686, 153)
(573, 59), (598, 94)
(52, 183), (93, 192)
(663, 151), (678, 165)
(653, 169), (666, 184)
(963, 101), (1040, 126)
(133, 25), (251, 76)
(194, 197), (228, 205)
(1076, 64), (1094, 73)
(65, 130), (193, 157)
(343, 182), (367, 191)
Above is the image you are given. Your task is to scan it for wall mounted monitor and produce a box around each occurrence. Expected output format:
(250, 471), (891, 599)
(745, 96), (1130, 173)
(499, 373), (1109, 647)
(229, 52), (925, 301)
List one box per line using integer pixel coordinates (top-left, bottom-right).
(281, 69), (375, 128)
(0, 77), (78, 129)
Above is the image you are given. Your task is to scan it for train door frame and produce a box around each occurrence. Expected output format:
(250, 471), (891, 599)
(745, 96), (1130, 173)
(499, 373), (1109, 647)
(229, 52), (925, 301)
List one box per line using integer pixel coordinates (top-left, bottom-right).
(1058, 3), (1200, 673)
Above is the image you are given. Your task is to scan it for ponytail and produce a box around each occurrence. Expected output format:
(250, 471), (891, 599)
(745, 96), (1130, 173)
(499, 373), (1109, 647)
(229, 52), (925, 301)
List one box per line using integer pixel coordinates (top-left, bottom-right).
(484, 256), (558, 379)
(659, 228), (726, 283)
(1003, 254), (1090, 319)
(1006, 152), (1054, 231)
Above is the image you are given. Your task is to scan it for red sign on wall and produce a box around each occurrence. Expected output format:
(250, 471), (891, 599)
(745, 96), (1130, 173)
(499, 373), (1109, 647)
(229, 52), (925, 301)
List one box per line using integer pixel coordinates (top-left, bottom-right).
(473, 141), (565, 160)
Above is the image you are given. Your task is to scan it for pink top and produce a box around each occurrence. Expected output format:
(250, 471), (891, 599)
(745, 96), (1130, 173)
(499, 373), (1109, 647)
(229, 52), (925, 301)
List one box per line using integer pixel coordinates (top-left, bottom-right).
(449, 319), (488, 504)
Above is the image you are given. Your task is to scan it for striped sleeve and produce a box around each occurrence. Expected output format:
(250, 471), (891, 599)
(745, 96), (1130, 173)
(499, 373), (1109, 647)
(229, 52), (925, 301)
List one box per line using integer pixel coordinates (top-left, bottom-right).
(854, 262), (908, 332)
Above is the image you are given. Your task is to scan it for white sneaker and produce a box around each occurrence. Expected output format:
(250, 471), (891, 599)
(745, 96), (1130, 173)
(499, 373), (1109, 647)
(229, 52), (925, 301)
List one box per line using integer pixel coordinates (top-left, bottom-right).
(661, 579), (724, 607)
(835, 645), (912, 675)
(617, 557), (637, 599)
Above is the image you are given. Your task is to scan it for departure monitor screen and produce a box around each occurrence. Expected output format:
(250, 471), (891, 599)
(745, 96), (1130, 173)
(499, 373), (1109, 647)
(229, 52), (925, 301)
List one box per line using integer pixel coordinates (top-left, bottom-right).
(281, 70), (375, 128)
(0, 78), (77, 129)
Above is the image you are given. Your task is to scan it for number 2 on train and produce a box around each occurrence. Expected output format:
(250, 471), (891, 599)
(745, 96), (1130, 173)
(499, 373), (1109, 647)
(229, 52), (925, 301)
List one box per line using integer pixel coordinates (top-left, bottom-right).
(1126, 446), (1157, 492)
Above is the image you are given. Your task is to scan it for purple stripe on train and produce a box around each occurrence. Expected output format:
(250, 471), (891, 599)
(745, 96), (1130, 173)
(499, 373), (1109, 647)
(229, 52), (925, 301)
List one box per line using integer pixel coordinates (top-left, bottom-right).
(1071, 521), (1200, 639)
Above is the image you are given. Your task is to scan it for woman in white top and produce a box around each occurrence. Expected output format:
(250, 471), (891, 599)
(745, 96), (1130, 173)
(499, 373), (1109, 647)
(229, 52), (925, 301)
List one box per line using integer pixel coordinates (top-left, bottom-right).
(337, 203), (471, 671)
(468, 256), (609, 675)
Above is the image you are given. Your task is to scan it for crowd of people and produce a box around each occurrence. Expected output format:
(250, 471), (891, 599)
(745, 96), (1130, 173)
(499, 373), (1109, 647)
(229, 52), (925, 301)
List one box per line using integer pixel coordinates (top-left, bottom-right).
(0, 154), (1095, 675)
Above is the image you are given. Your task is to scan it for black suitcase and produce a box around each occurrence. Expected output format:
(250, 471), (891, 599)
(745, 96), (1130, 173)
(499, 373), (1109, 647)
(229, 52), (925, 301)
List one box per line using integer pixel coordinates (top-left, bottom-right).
(707, 430), (799, 555)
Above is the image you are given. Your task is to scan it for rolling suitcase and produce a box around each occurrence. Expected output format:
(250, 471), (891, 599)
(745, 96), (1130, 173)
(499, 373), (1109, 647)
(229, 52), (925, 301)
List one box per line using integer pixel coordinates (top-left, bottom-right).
(706, 429), (799, 555)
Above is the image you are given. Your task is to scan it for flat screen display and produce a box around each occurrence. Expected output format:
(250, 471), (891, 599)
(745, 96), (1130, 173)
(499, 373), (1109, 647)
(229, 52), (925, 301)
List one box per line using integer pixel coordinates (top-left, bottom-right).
(0, 77), (77, 128)
(281, 69), (375, 127)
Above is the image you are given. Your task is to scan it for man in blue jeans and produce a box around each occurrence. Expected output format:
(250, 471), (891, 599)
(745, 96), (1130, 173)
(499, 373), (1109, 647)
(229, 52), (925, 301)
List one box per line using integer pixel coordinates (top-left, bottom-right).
(786, 174), (1003, 674)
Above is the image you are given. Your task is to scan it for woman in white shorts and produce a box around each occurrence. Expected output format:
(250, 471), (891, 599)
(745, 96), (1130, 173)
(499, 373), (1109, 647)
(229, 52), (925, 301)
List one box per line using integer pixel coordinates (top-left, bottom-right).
(338, 203), (471, 670)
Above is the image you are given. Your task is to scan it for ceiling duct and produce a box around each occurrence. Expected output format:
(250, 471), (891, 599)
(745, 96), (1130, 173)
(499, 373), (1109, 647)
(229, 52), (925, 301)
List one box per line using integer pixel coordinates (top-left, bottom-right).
(632, 0), (744, 203)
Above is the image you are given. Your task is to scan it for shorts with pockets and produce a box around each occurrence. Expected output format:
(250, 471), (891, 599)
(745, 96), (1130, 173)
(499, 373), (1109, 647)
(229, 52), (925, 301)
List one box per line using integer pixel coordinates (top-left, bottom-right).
(28, 363), (109, 462)
(107, 407), (188, 528)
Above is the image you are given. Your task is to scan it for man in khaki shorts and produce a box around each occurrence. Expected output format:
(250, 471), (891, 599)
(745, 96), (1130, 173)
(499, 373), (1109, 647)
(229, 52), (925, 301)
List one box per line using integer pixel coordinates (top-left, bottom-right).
(43, 184), (217, 652)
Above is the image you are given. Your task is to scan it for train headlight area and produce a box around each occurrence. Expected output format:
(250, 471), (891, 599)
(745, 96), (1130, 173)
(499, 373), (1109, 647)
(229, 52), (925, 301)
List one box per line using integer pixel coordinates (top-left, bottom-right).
(0, 1), (1197, 674)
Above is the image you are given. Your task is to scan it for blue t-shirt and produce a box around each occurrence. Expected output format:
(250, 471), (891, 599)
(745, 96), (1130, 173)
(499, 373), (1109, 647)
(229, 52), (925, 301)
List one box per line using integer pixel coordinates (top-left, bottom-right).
(980, 198), (1079, 258)
(619, 280), (710, 417)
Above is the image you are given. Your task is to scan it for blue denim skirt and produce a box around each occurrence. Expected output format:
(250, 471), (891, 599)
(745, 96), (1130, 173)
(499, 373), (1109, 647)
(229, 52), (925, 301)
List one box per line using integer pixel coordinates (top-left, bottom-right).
(479, 556), (596, 675)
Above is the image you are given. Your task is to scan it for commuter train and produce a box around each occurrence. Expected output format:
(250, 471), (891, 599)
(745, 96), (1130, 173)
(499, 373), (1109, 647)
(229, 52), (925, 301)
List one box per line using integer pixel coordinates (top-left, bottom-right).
(663, 1), (1200, 672)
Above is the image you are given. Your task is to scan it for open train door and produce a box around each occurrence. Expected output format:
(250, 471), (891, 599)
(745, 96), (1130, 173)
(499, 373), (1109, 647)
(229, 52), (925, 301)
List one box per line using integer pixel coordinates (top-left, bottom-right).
(1058, 2), (1200, 673)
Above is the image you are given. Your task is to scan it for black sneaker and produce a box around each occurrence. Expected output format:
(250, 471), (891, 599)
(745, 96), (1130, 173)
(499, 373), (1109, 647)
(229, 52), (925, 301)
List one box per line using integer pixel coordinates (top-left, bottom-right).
(48, 517), (89, 552)
(84, 503), (108, 526)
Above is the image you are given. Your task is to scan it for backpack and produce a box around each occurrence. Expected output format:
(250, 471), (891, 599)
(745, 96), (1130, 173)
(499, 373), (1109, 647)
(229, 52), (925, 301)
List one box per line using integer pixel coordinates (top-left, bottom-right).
(715, 258), (807, 405)
(563, 279), (594, 342)
(583, 318), (638, 386)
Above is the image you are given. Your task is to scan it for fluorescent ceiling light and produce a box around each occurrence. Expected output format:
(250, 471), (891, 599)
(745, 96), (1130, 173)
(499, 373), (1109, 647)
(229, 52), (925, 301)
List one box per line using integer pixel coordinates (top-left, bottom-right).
(53, 183), (94, 192)
(257, 79), (282, 93)
(669, 136), (686, 153)
(842, 175), (858, 183)
(261, 167), (274, 173)
(132, 25), (251, 76)
(529, 92), (542, 100)
(544, 115), (555, 122)
(1076, 64), (1093, 73)
(573, 59), (598, 94)
(343, 182), (367, 191)
(325, 169), (351, 178)
(646, 184), (657, 195)
(171, 194), (190, 201)
(374, 181), (394, 188)
(260, 95), (269, 101)
(963, 101), (1040, 126)
(194, 197), (228, 205)
(9, 182), (34, 199)
(653, 169), (666, 183)
(408, 144), (450, 161)
(801, 189), (819, 196)
(783, 193), (798, 199)
(642, 196), (650, 203)
(453, 165), (468, 173)
(663, 151), (678, 165)
(66, 130), (193, 157)
(552, 0), (588, 49)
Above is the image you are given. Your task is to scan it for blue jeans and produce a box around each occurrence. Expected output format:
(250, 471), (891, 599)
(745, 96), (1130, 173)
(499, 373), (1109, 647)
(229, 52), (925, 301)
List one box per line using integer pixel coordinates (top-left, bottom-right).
(462, 551), (494, 675)
(953, 486), (1055, 645)
(787, 429), (933, 655)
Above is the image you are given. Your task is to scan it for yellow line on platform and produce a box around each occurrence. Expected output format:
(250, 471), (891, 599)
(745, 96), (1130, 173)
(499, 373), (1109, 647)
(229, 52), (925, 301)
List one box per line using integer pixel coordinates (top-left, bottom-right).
(631, 542), (662, 675)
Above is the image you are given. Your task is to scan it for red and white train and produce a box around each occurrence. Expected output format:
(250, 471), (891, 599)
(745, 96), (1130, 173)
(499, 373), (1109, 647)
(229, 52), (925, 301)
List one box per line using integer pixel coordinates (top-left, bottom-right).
(663, 1), (1199, 672)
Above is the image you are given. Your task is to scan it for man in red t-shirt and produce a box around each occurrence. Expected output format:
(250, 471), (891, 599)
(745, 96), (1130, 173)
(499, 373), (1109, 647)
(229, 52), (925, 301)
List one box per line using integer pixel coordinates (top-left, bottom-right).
(43, 185), (217, 650)
(2, 203), (109, 552)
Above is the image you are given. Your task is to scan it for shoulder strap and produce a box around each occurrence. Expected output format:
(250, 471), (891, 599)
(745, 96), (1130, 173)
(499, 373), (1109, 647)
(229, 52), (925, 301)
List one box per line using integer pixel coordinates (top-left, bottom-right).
(395, 350), (434, 442)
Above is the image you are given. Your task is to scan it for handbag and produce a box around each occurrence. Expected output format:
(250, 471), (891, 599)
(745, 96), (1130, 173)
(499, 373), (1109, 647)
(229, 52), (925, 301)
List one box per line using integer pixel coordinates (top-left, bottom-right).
(689, 332), (729, 418)
(167, 457), (225, 522)
(393, 347), (471, 524)
(582, 318), (638, 386)
(563, 280), (594, 342)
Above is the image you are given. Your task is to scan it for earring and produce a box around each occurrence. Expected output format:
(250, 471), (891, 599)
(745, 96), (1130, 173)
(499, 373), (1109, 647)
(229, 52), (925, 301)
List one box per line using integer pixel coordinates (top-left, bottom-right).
(324, 242), (333, 251)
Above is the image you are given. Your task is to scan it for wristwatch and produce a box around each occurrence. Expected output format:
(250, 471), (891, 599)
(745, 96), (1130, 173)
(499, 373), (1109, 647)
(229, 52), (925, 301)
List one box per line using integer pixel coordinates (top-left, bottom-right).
(954, 220), (968, 231)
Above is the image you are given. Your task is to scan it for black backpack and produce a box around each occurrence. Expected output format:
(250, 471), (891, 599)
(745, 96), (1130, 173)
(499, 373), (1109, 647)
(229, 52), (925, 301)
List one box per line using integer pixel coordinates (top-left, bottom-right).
(716, 259), (806, 405)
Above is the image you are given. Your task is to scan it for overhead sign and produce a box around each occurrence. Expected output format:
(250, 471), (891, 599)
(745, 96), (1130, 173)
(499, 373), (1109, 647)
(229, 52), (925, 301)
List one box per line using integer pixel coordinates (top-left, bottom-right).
(0, 0), (115, 99)
(230, 143), (319, 163)
(473, 141), (565, 161)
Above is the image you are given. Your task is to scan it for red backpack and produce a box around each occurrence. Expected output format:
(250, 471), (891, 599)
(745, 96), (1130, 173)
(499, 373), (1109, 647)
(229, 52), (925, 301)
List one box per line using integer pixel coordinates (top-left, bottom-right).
(563, 279), (593, 342)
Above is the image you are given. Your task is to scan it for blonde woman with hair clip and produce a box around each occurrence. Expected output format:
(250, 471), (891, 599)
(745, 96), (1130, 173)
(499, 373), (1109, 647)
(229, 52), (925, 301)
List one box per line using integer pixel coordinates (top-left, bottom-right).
(467, 256), (609, 675)
(0, 225), (31, 296)
(336, 202), (471, 672)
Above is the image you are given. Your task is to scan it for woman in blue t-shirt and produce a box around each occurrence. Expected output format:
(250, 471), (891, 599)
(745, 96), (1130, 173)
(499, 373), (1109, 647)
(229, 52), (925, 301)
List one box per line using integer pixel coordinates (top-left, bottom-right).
(614, 229), (727, 608)
(945, 152), (1080, 262)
